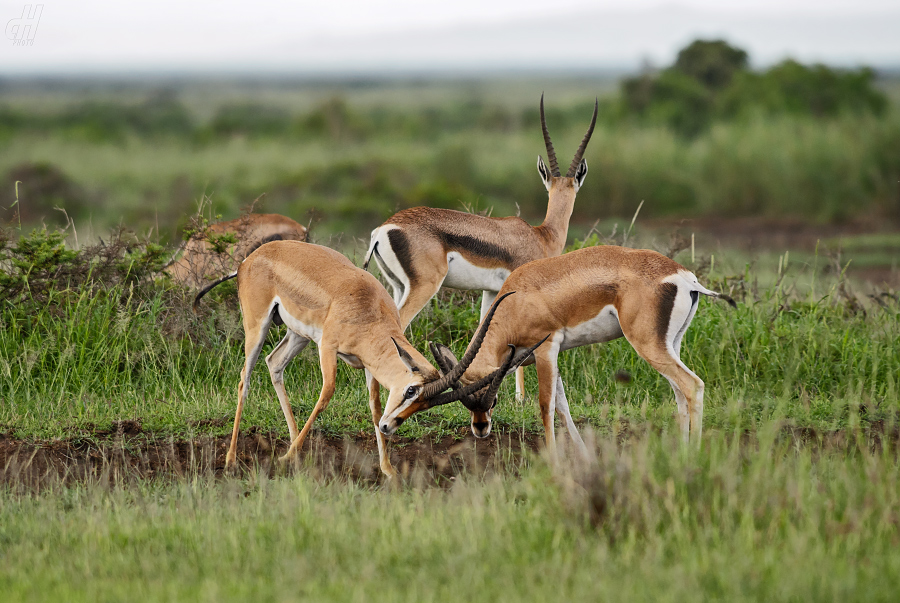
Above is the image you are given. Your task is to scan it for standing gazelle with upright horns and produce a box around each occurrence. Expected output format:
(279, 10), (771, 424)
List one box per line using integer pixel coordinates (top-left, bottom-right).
(363, 95), (598, 400)
(193, 241), (533, 476)
(379, 245), (736, 451)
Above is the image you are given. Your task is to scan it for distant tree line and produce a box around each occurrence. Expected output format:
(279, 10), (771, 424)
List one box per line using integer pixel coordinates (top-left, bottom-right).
(0, 41), (890, 144)
(621, 40), (888, 136)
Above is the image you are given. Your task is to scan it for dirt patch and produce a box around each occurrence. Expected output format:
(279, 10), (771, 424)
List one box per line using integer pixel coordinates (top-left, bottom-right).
(657, 216), (899, 252)
(0, 428), (544, 490)
(3, 420), (896, 491)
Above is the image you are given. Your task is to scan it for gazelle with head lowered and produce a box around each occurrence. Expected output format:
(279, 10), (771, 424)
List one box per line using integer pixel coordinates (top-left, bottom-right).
(193, 241), (535, 476)
(166, 213), (308, 289)
(379, 245), (736, 451)
(364, 96), (597, 400)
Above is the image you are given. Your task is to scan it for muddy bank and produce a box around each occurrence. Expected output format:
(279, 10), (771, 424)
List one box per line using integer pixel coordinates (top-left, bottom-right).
(0, 423), (544, 490)
(2, 420), (896, 490)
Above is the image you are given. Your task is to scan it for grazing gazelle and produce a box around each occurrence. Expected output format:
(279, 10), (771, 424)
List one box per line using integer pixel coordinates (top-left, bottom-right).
(166, 213), (307, 288)
(193, 241), (536, 476)
(379, 245), (736, 450)
(363, 95), (598, 400)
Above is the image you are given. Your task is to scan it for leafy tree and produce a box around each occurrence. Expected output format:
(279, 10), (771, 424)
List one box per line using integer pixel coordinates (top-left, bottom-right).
(673, 39), (748, 90)
(621, 39), (888, 136)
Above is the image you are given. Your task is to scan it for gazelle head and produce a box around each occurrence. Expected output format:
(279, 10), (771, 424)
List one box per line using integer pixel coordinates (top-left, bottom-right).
(379, 293), (545, 436)
(428, 335), (548, 438)
(536, 94), (598, 195)
(379, 292), (549, 438)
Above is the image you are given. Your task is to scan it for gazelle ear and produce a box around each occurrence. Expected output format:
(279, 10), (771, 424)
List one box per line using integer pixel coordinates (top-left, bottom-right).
(573, 159), (588, 191)
(392, 338), (419, 373)
(537, 155), (553, 191)
(430, 342), (459, 374)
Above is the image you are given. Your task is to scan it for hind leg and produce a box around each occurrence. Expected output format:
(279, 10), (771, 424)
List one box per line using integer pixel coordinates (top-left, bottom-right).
(265, 331), (310, 443)
(371, 229), (447, 329)
(619, 285), (705, 447)
(397, 273), (446, 329)
(227, 314), (274, 469)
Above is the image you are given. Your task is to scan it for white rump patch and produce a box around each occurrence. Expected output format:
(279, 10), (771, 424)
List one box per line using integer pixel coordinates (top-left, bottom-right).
(369, 225), (412, 308)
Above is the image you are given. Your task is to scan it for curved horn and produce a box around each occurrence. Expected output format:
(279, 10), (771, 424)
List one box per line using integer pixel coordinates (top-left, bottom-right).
(428, 333), (552, 409)
(474, 345), (517, 411)
(540, 94), (560, 177)
(419, 291), (516, 399)
(565, 98), (598, 178)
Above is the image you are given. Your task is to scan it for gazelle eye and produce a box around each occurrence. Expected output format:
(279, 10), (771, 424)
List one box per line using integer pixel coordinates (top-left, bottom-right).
(405, 386), (417, 399)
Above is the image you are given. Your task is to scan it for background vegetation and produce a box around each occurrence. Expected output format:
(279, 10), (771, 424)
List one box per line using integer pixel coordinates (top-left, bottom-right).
(1, 41), (899, 240)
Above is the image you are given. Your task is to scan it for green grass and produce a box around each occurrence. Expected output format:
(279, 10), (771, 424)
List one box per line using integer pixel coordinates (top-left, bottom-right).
(0, 233), (897, 603)
(1, 259), (897, 442)
(2, 430), (900, 602)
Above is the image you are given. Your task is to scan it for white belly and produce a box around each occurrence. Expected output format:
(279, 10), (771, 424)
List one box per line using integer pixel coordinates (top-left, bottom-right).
(441, 252), (510, 291)
(560, 305), (623, 351)
(273, 296), (323, 345)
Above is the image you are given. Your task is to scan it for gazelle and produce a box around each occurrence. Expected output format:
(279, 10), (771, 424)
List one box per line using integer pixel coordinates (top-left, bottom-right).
(193, 241), (536, 476)
(166, 213), (307, 288)
(363, 96), (597, 400)
(379, 245), (736, 450)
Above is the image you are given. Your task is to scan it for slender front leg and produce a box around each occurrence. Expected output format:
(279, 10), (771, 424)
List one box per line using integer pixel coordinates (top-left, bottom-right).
(226, 320), (271, 470)
(365, 369), (396, 478)
(514, 367), (526, 402)
(534, 345), (561, 456)
(553, 375), (587, 457)
(280, 344), (338, 462)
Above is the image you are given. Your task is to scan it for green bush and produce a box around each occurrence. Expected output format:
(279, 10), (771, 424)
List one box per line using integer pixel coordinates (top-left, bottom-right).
(621, 39), (888, 136)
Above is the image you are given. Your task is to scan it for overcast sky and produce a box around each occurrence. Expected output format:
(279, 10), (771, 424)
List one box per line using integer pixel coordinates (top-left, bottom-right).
(2, 0), (899, 75)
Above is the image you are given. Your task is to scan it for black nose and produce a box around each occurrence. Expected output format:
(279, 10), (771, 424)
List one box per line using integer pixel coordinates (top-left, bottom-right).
(380, 424), (390, 434)
(472, 421), (490, 436)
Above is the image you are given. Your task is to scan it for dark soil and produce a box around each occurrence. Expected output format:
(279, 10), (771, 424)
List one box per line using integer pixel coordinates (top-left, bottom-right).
(0, 423), (544, 490)
(2, 419), (897, 491)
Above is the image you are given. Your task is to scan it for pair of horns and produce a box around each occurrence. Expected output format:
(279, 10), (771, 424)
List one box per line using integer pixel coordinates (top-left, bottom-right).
(426, 335), (550, 412)
(540, 94), (598, 178)
(418, 291), (516, 400)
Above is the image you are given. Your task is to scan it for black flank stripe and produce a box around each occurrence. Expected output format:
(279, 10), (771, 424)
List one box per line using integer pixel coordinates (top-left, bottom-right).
(387, 229), (417, 281)
(374, 246), (402, 293)
(436, 231), (513, 264)
(657, 282), (679, 343)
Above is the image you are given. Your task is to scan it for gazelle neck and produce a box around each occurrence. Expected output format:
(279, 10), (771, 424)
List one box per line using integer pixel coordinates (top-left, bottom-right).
(364, 333), (438, 390)
(537, 181), (577, 255)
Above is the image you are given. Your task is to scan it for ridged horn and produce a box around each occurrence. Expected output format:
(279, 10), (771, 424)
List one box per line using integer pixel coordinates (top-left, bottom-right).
(427, 333), (551, 409)
(565, 98), (598, 178)
(540, 93), (560, 177)
(419, 291), (516, 399)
